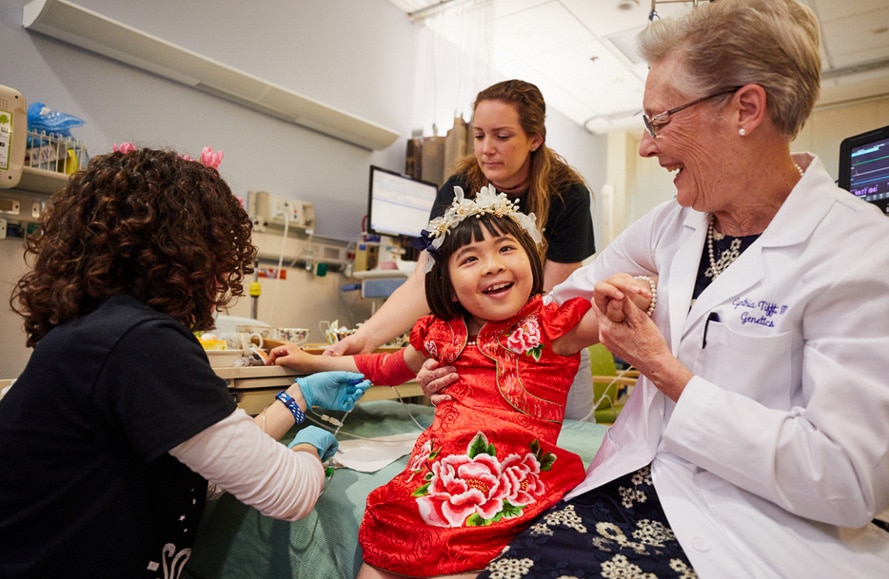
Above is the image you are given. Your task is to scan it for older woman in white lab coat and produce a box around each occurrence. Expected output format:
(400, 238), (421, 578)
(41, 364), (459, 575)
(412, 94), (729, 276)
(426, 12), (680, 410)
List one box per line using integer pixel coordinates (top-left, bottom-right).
(474, 1), (889, 577)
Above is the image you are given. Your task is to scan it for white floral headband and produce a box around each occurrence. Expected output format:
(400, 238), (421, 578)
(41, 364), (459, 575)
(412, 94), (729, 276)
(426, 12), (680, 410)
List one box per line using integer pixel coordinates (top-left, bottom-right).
(414, 185), (542, 273)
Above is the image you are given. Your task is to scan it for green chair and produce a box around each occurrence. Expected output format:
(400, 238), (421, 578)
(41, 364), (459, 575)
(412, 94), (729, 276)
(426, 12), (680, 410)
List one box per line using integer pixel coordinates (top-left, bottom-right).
(589, 344), (637, 424)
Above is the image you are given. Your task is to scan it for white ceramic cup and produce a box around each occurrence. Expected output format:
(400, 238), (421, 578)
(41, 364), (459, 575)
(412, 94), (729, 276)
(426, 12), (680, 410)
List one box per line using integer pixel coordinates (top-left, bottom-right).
(236, 325), (271, 350)
(221, 334), (243, 351)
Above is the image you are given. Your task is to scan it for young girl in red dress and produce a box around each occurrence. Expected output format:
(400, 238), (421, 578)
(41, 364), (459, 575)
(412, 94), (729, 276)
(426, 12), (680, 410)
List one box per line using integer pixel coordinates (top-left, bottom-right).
(268, 186), (650, 578)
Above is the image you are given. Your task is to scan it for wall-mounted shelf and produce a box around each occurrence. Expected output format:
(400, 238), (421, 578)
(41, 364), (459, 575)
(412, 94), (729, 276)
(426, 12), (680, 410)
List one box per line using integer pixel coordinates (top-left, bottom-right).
(16, 166), (68, 195)
(22, 0), (401, 151)
(0, 127), (85, 198)
(0, 126), (79, 230)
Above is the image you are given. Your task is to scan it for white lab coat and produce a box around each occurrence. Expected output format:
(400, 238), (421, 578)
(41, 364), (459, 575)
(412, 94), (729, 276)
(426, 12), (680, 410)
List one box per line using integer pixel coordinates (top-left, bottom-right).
(550, 153), (889, 577)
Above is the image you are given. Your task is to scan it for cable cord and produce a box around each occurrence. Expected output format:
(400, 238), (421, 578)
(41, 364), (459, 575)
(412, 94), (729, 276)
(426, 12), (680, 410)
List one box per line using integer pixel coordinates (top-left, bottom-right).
(267, 210), (289, 323)
(593, 366), (635, 408)
(305, 385), (428, 445)
(287, 228), (315, 269)
(562, 365), (638, 428)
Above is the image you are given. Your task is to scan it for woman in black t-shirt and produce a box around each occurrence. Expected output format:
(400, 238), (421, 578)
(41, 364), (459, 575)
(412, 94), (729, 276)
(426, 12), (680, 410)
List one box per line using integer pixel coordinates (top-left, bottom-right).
(328, 80), (597, 418)
(0, 147), (369, 578)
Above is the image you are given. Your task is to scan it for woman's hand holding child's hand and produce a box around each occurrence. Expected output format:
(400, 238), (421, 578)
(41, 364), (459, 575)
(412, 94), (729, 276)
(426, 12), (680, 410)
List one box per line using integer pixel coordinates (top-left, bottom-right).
(268, 345), (370, 410)
(266, 343), (313, 369)
(323, 334), (370, 357)
(594, 274), (656, 322)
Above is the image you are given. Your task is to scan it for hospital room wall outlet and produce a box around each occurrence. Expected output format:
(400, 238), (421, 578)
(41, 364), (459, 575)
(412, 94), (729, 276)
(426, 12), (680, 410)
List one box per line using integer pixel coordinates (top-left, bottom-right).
(250, 229), (349, 271)
(248, 190), (315, 230)
(274, 198), (316, 228)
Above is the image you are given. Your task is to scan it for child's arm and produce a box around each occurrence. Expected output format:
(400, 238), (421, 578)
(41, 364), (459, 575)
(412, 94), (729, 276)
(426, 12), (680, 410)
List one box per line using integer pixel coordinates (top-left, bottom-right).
(353, 346), (426, 386)
(267, 343), (360, 373)
(268, 343), (428, 386)
(551, 305), (600, 356)
(553, 274), (657, 355)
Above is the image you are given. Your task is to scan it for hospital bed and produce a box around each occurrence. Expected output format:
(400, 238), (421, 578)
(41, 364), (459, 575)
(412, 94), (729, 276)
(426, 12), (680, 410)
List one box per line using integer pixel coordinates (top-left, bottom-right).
(183, 399), (607, 579)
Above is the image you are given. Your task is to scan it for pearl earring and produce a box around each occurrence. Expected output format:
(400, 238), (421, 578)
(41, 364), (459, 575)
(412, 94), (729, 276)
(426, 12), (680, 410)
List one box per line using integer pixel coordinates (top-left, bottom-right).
(739, 128), (747, 136)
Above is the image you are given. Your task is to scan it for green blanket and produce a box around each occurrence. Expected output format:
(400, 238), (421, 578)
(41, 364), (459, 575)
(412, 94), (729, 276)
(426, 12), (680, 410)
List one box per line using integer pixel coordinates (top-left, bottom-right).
(185, 400), (607, 579)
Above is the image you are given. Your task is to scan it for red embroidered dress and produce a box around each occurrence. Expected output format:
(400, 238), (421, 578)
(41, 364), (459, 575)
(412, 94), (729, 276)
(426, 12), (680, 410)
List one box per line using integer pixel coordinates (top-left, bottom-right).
(358, 295), (590, 576)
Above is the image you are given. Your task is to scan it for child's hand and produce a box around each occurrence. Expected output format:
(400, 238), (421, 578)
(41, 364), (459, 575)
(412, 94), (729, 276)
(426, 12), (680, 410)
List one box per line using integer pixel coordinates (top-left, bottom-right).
(267, 344), (315, 370)
(594, 274), (656, 322)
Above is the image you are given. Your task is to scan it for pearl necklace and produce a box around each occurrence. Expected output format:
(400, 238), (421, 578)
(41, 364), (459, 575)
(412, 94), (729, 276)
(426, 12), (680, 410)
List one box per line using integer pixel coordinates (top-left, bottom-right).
(707, 163), (803, 279)
(706, 221), (742, 279)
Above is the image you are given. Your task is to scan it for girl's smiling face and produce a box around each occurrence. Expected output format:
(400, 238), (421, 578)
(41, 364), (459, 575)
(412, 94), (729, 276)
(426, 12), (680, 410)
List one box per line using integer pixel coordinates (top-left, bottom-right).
(446, 227), (534, 333)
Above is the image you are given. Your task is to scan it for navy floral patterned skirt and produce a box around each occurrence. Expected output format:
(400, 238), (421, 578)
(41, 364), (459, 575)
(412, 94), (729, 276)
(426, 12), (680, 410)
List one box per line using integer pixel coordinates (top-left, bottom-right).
(479, 465), (698, 578)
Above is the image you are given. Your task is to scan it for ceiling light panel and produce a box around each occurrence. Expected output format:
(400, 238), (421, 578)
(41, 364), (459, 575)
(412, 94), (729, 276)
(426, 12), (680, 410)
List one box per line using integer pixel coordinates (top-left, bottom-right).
(495, 2), (596, 59)
(804, 0), (886, 23)
(389, 0), (889, 134)
(820, 8), (889, 68)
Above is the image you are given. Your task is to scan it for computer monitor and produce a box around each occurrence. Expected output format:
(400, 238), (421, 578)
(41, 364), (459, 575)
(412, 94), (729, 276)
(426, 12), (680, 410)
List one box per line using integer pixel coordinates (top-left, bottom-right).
(838, 123), (889, 215)
(366, 165), (438, 239)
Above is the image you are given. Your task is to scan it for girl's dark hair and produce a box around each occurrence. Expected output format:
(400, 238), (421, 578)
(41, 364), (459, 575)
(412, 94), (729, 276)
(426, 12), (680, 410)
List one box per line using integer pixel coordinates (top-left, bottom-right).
(10, 147), (257, 346)
(425, 213), (544, 321)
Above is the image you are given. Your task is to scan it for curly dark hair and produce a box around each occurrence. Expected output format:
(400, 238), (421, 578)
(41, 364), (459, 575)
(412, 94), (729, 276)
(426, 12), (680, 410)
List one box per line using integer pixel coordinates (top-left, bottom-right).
(425, 213), (544, 321)
(10, 147), (256, 347)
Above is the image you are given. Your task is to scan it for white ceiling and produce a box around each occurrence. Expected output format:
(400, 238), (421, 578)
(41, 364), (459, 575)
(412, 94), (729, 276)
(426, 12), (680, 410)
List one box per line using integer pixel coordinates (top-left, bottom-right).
(391, 0), (889, 134)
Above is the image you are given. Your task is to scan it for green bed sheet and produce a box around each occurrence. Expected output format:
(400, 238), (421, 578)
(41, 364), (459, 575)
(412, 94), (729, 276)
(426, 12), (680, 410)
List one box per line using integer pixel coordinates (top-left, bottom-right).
(184, 399), (607, 579)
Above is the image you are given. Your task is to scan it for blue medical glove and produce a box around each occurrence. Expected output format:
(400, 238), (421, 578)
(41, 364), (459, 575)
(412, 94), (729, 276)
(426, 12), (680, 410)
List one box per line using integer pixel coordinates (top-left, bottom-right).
(295, 371), (371, 411)
(288, 426), (338, 462)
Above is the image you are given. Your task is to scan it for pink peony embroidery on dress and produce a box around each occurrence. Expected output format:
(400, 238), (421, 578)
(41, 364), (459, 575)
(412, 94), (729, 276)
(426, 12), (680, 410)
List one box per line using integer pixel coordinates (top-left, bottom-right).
(411, 432), (556, 528)
(506, 316), (543, 361)
(406, 439), (439, 483)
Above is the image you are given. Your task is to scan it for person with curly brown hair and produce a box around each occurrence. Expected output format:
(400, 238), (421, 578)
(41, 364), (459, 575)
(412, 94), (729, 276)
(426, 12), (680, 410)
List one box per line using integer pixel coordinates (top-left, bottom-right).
(0, 147), (369, 579)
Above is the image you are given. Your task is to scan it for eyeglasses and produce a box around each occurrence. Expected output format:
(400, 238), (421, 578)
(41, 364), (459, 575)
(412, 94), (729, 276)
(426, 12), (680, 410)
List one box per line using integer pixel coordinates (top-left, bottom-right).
(642, 86), (742, 138)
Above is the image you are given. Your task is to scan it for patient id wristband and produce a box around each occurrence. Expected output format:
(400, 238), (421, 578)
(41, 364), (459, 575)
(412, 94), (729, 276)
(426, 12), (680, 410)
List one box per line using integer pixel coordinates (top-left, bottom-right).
(275, 390), (306, 425)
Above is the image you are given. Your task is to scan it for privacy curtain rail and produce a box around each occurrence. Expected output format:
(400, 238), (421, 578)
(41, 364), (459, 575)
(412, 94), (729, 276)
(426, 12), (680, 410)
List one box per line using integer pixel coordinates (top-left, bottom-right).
(22, 0), (401, 151)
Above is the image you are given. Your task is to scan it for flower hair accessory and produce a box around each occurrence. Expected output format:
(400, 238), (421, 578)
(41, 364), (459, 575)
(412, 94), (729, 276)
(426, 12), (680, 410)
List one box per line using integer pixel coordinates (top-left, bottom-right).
(413, 185), (542, 273)
(113, 142), (224, 170)
(113, 142), (138, 155)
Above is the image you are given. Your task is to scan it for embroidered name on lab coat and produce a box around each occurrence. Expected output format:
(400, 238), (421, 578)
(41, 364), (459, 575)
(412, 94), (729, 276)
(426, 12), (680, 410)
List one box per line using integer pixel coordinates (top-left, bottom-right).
(731, 297), (790, 328)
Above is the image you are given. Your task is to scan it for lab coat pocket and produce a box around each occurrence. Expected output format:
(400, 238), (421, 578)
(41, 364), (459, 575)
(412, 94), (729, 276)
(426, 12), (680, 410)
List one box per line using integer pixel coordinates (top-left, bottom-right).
(697, 323), (793, 408)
